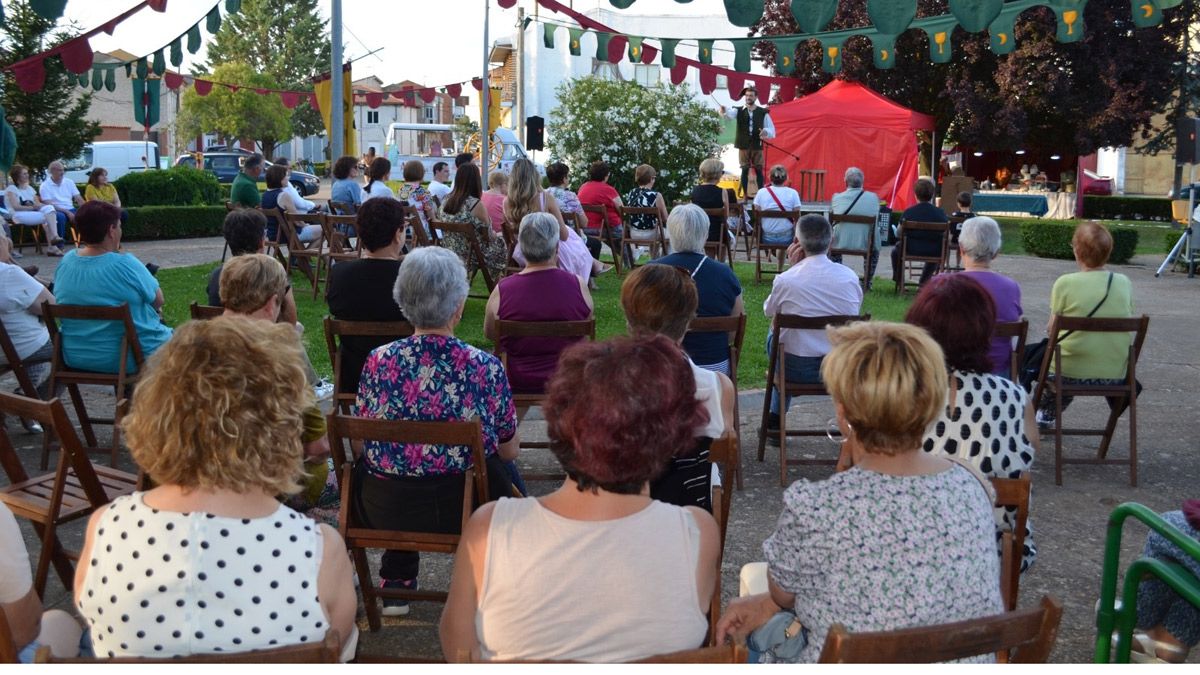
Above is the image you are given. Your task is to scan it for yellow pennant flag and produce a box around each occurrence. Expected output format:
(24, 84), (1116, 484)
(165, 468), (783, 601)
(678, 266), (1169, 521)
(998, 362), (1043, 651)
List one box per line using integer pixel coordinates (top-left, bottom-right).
(479, 87), (502, 134)
(314, 64), (356, 158)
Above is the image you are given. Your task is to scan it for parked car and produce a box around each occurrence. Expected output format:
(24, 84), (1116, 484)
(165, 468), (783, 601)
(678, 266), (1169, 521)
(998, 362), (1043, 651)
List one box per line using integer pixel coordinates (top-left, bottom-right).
(174, 150), (321, 196)
(61, 141), (160, 183)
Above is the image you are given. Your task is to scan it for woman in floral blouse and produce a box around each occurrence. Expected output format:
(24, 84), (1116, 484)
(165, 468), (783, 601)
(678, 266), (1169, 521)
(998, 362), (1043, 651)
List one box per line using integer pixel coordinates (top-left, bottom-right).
(353, 246), (520, 616)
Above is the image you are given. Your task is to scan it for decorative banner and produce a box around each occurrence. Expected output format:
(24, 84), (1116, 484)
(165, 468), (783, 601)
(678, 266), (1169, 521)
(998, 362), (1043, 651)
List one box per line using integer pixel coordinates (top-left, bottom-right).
(164, 71), (184, 90)
(279, 91), (300, 109)
(170, 38), (183, 67)
(194, 78), (213, 96)
(723, 0), (765, 27)
(948, 0), (1004, 32)
(1049, 0), (1087, 42)
(923, 17), (959, 63)
(104, 68), (116, 92)
(313, 65), (356, 156)
(59, 37), (94, 74)
(871, 33), (900, 68)
(726, 72), (745, 100)
(774, 37), (801, 74)
(132, 76), (162, 128)
(731, 39), (753, 73)
(659, 38), (679, 68)
(627, 36), (644, 62)
(818, 35), (849, 73)
(0, 104), (17, 174)
(446, 82), (462, 98)
(867, 0), (916, 35)
(670, 61), (688, 85)
(568, 27), (584, 56)
(697, 39), (714, 64)
(187, 22), (202, 53)
(544, 22), (557, 48)
(792, 0), (838, 33)
(30, 0), (70, 21)
(206, 6), (222, 33)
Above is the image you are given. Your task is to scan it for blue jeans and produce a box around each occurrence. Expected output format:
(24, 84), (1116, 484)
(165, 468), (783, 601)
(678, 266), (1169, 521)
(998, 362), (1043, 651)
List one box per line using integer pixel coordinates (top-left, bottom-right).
(53, 209), (73, 240)
(766, 333), (824, 415)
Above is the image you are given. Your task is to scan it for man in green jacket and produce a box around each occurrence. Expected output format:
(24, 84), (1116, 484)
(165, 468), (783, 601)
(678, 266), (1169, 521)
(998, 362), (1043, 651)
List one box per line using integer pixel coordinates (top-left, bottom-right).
(230, 153), (265, 208)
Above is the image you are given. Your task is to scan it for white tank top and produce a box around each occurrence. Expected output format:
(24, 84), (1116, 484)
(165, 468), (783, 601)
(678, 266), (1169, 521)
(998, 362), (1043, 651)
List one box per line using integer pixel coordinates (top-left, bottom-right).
(77, 493), (328, 658)
(476, 497), (708, 662)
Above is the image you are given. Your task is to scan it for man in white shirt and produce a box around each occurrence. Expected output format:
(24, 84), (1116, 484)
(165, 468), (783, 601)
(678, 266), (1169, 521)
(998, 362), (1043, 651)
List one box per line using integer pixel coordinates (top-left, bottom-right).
(272, 157), (318, 212)
(719, 86), (776, 198)
(38, 160), (84, 241)
(427, 161), (451, 203)
(762, 214), (863, 443)
(0, 236), (55, 403)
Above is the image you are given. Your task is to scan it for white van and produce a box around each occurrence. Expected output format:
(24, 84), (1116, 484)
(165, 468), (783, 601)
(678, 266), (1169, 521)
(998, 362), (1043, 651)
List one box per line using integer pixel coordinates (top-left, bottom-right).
(384, 123), (543, 181)
(61, 141), (160, 183)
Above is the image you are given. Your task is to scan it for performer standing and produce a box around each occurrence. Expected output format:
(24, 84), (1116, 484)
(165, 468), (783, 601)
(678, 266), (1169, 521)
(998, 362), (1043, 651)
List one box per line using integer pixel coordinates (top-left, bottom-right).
(720, 86), (775, 198)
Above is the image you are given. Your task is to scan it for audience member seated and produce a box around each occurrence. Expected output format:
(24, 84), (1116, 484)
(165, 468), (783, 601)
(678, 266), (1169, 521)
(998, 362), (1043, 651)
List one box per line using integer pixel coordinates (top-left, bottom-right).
(439, 335), (719, 663)
(1035, 221), (1137, 428)
(427, 161), (451, 204)
(577, 160), (625, 245)
(1127, 502), (1200, 663)
(890, 177), (948, 287)
(52, 201), (172, 373)
(506, 158), (600, 284)
(273, 157), (319, 214)
(229, 153), (264, 208)
(484, 212), (593, 394)
(362, 157), (396, 202)
(762, 214), (862, 445)
(906, 273), (1039, 571)
(353, 247), (519, 616)
(624, 164), (670, 245)
(330, 155), (364, 212)
(1, 502), (86, 661)
(716, 322), (1004, 663)
(82, 168), (127, 225)
(752, 165), (802, 246)
(74, 317), (356, 659)
(622, 264), (735, 510)
(39, 160), (85, 241)
(205, 209), (297, 323)
(651, 204), (744, 376)
(0, 236), (54, 403)
(958, 216), (1023, 376)
(4, 164), (64, 255)
(829, 166), (881, 285)
(263, 165), (321, 244)
(481, 171), (508, 235)
(397, 160), (436, 236)
(691, 158), (729, 244)
(326, 197), (407, 396)
(439, 163), (506, 284)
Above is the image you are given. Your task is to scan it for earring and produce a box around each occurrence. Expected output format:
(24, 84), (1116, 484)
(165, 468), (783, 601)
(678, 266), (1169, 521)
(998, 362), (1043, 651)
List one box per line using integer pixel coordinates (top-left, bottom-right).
(825, 417), (851, 444)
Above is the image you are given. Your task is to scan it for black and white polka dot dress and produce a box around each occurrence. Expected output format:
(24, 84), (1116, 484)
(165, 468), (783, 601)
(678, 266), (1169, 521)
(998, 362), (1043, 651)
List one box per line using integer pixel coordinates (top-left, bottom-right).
(921, 370), (1038, 571)
(77, 493), (329, 658)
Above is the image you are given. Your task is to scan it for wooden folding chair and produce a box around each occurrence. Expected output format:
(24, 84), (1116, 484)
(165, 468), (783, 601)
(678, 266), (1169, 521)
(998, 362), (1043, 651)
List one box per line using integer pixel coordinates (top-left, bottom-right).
(752, 207), (798, 284)
(581, 204), (624, 274)
(432, 219), (496, 294)
(701, 207), (734, 268)
(797, 170), (826, 203)
(41, 303), (144, 469)
(0, 392), (138, 597)
(282, 212), (327, 298)
(685, 314), (746, 490)
(496, 218), (523, 277)
(729, 201), (754, 259)
(0, 605), (16, 663)
(322, 317), (416, 414)
(992, 475), (1031, 612)
(37, 629), (342, 663)
(619, 206), (667, 268)
(1032, 315), (1149, 487)
(758, 313), (869, 487)
(319, 214), (362, 298)
(895, 220), (950, 295)
(818, 595), (1062, 663)
(10, 218), (45, 255)
(328, 414), (488, 632)
(946, 214), (967, 271)
(330, 200), (356, 216)
(0, 318), (41, 400)
(635, 643), (748, 664)
(403, 205), (437, 249)
(706, 434), (737, 646)
(188, 302), (224, 321)
(829, 213), (877, 290)
(261, 206), (288, 263)
(993, 319), (1028, 383)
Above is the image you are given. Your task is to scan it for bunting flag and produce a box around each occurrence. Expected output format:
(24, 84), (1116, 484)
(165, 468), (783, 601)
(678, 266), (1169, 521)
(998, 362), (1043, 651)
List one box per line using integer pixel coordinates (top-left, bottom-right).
(313, 65), (356, 157)
(132, 76), (162, 128)
(792, 0), (838, 33)
(0, 104), (17, 174)
(948, 0), (1003, 33)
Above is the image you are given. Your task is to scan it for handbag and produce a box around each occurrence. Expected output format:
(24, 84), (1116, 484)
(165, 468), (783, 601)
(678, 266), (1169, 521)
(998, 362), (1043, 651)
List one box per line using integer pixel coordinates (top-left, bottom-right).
(1019, 272), (1114, 392)
(746, 610), (807, 663)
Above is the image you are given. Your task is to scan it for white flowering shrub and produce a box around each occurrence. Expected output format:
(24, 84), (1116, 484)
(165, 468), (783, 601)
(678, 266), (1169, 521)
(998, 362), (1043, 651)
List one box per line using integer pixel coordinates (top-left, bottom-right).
(548, 77), (722, 203)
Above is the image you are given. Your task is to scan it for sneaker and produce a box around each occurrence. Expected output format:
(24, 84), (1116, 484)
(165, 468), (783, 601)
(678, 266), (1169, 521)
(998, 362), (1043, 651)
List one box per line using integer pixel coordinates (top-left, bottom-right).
(313, 378), (335, 401)
(10, 250), (21, 259)
(21, 418), (43, 434)
(1035, 409), (1054, 431)
(380, 578), (416, 617)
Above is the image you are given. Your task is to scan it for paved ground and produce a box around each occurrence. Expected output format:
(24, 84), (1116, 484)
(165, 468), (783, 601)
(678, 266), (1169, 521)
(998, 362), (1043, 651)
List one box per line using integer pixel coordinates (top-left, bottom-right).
(3, 233), (1198, 663)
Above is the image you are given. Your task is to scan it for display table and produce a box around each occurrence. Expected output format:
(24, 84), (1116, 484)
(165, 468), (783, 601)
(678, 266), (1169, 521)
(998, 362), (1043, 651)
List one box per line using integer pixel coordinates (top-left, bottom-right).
(973, 191), (1051, 218)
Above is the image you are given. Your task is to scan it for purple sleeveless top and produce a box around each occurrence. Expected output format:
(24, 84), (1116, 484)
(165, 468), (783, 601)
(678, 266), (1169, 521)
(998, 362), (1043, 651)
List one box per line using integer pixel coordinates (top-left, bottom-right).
(498, 268), (591, 394)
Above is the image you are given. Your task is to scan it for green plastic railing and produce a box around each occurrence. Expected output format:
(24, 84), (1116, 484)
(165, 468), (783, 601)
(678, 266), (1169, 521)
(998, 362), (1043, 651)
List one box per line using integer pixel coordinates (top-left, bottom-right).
(1094, 502), (1200, 663)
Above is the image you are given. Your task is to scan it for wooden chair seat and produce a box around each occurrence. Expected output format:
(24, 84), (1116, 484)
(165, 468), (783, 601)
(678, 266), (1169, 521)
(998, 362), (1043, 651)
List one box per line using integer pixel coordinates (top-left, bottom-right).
(896, 220), (950, 295)
(37, 630), (341, 663)
(581, 203), (624, 274)
(619, 206), (667, 268)
(829, 213), (877, 289)
(10, 219), (45, 255)
(685, 314), (746, 490)
(188, 302), (224, 321)
(993, 319), (1028, 383)
(752, 207), (799, 283)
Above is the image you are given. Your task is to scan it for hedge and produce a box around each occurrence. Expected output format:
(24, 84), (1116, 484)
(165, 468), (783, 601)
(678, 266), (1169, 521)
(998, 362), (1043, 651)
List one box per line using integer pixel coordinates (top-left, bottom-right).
(1019, 221), (1138, 264)
(1082, 196), (1173, 222)
(122, 206), (226, 241)
(115, 166), (224, 207)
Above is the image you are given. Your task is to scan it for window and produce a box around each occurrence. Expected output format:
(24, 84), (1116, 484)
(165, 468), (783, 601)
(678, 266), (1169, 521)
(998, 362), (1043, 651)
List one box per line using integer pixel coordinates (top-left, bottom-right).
(633, 64), (661, 88)
(423, 105), (436, 122)
(366, 110), (379, 125)
(715, 74), (728, 89)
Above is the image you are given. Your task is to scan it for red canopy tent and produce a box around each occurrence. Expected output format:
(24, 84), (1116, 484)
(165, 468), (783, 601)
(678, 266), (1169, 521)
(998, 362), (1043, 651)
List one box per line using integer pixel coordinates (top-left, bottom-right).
(764, 79), (935, 212)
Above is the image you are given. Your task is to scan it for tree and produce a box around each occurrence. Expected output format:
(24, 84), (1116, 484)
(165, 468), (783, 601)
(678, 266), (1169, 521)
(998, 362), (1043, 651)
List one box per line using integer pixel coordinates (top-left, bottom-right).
(178, 62), (291, 157)
(548, 78), (721, 202)
(201, 0), (330, 140)
(0, 0), (99, 178)
(751, 0), (1193, 163)
(452, 115), (479, 152)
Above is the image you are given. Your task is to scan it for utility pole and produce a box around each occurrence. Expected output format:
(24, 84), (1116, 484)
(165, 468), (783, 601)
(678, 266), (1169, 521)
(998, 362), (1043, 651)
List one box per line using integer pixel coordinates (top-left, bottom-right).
(516, 6), (524, 133)
(481, 0), (491, 186)
(331, 0), (344, 160)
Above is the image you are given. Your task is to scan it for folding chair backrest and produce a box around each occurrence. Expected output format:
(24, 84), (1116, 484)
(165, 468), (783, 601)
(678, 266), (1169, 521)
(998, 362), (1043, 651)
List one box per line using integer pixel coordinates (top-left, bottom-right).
(619, 206), (662, 231)
(0, 318), (40, 399)
(330, 200), (356, 216)
(37, 629), (341, 663)
(322, 317), (416, 413)
(769, 314), (869, 394)
(42, 302), (145, 376)
(901, 220), (950, 260)
(818, 595), (1063, 663)
(1034, 315), (1150, 404)
(431, 219), (495, 291)
(189, 302), (224, 321)
(634, 644), (748, 664)
(492, 318), (596, 373)
(686, 314), (746, 376)
(829, 214), (877, 251)
(753, 207), (800, 247)
(324, 214), (359, 254)
(993, 319), (1029, 383)
(991, 475), (1031, 611)
(285, 212), (324, 249)
(404, 205), (434, 247)
(0, 391), (108, 505)
(261, 206), (288, 245)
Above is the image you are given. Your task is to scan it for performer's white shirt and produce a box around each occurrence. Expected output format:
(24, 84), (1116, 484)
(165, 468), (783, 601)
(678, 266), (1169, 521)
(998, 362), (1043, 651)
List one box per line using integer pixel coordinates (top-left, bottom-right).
(723, 105), (776, 140)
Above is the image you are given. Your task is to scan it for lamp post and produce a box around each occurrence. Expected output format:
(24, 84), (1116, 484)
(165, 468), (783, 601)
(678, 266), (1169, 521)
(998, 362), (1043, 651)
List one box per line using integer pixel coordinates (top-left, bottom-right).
(481, 0), (491, 187)
(331, 0), (344, 160)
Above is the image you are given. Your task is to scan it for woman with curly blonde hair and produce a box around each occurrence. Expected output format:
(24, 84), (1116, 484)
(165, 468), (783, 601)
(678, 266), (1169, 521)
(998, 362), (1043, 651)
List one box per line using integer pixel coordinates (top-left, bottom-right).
(505, 158), (608, 284)
(73, 318), (356, 660)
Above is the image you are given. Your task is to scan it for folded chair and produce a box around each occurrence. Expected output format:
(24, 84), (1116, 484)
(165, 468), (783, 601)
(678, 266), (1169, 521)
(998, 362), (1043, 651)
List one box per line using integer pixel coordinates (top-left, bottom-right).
(685, 314), (746, 490)
(281, 212), (327, 297)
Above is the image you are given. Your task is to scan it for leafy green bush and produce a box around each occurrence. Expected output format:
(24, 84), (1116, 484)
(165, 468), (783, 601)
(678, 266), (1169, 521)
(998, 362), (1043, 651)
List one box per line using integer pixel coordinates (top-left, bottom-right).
(313, 161), (329, 177)
(115, 166), (223, 207)
(1165, 230), (1183, 252)
(547, 77), (721, 203)
(1082, 196), (1172, 222)
(122, 206), (226, 241)
(1019, 221), (1139, 264)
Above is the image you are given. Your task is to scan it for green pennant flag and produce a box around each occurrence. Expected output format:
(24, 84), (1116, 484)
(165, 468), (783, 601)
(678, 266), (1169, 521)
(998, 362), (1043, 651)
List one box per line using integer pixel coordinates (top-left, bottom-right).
(226, 0), (242, 13)
(567, 27), (584, 56)
(924, 19), (959, 63)
(1153, 0), (1183, 7)
(697, 39), (714, 65)
(948, 0), (1003, 33)
(170, 38), (183, 67)
(77, 71), (89, 87)
(136, 58), (148, 80)
(543, 23), (556, 49)
(207, 6), (222, 34)
(1048, 0), (1086, 43)
(723, 0), (765, 27)
(659, 38), (679, 68)
(0, 105), (17, 174)
(987, 3), (1024, 54)
(731, 39), (753, 72)
(610, 0), (636, 7)
(1131, 0), (1162, 27)
(152, 49), (166, 76)
(29, 0), (67, 21)
(818, 35), (849, 74)
(105, 68), (117, 92)
(774, 38), (801, 75)
(187, 23), (202, 53)
(867, 0), (916, 35)
(124, 62), (132, 78)
(791, 0), (838, 33)
(870, 34), (899, 69)
(91, 67), (103, 91)
(627, 36), (644, 63)
(595, 32), (612, 62)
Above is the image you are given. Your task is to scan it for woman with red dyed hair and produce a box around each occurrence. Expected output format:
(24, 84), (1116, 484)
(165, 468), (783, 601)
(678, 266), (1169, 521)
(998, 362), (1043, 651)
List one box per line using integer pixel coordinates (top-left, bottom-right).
(905, 273), (1039, 572)
(439, 336), (720, 663)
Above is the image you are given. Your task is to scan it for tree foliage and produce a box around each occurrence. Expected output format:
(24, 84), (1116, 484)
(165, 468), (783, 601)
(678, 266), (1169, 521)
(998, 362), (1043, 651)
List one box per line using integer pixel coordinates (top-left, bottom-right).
(200, 0), (330, 139)
(548, 77), (721, 202)
(178, 62), (291, 157)
(0, 0), (99, 178)
(751, 0), (1194, 157)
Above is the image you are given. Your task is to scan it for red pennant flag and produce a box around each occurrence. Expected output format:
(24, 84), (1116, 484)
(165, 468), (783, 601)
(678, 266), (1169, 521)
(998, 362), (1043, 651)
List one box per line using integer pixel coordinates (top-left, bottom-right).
(419, 87), (435, 104)
(754, 76), (773, 100)
(641, 45), (657, 64)
(255, 87), (269, 95)
(776, 83), (796, 103)
(228, 84), (240, 93)
(102, 18), (120, 34)
(308, 93), (320, 110)
(365, 91), (384, 109)
(193, 78), (213, 96)
(59, 37), (94, 74)
(670, 61), (688, 86)
(164, 71), (184, 90)
(698, 67), (717, 95)
(471, 77), (483, 91)
(608, 35), (626, 64)
(401, 89), (416, 106)
(497, 0), (516, 6)
(148, 0), (168, 10)
(12, 58), (46, 93)
(279, 91), (300, 109)
(726, 73), (744, 100)
(446, 82), (462, 98)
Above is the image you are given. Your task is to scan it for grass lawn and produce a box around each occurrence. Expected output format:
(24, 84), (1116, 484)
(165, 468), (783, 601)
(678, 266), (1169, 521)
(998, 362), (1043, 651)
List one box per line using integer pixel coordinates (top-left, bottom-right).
(157, 260), (915, 390)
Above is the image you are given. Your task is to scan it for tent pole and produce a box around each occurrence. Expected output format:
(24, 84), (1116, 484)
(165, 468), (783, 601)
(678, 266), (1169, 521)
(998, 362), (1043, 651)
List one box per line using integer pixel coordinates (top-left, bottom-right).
(931, 130), (936, 180)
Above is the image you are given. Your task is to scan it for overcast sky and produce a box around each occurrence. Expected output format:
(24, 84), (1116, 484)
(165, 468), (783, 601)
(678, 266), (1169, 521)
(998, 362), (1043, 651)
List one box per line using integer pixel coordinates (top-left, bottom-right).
(64, 0), (725, 88)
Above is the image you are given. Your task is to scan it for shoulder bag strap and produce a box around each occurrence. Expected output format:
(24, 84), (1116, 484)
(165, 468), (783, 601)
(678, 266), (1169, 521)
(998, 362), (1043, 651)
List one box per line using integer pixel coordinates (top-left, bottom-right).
(1058, 271), (1115, 342)
(841, 189), (865, 216)
(765, 186), (786, 212)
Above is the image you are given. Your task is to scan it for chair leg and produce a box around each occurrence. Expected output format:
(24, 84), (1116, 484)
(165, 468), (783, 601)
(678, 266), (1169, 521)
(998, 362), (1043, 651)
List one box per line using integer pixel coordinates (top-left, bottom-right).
(1096, 397), (1127, 460)
(67, 384), (98, 450)
(1128, 397), (1138, 488)
(1054, 386), (1064, 487)
(32, 518), (61, 598)
(110, 385), (124, 468)
(757, 369), (773, 463)
(352, 546), (381, 632)
(778, 398), (789, 488)
(733, 397), (744, 492)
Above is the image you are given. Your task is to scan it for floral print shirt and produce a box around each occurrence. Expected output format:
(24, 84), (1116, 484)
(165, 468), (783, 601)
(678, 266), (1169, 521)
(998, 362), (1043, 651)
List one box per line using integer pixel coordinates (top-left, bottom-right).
(356, 335), (517, 478)
(547, 186), (582, 215)
(763, 465), (1004, 663)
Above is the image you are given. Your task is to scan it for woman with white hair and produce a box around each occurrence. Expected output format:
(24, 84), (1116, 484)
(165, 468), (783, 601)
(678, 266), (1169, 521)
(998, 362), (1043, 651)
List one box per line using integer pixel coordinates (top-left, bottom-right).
(829, 166), (881, 285)
(959, 216), (1023, 377)
(652, 204), (744, 376)
(354, 246), (520, 616)
(484, 212), (593, 394)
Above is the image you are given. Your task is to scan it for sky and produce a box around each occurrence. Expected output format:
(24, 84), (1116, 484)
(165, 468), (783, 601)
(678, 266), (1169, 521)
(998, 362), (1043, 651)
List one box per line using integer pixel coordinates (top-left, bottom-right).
(62, 0), (729, 89)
